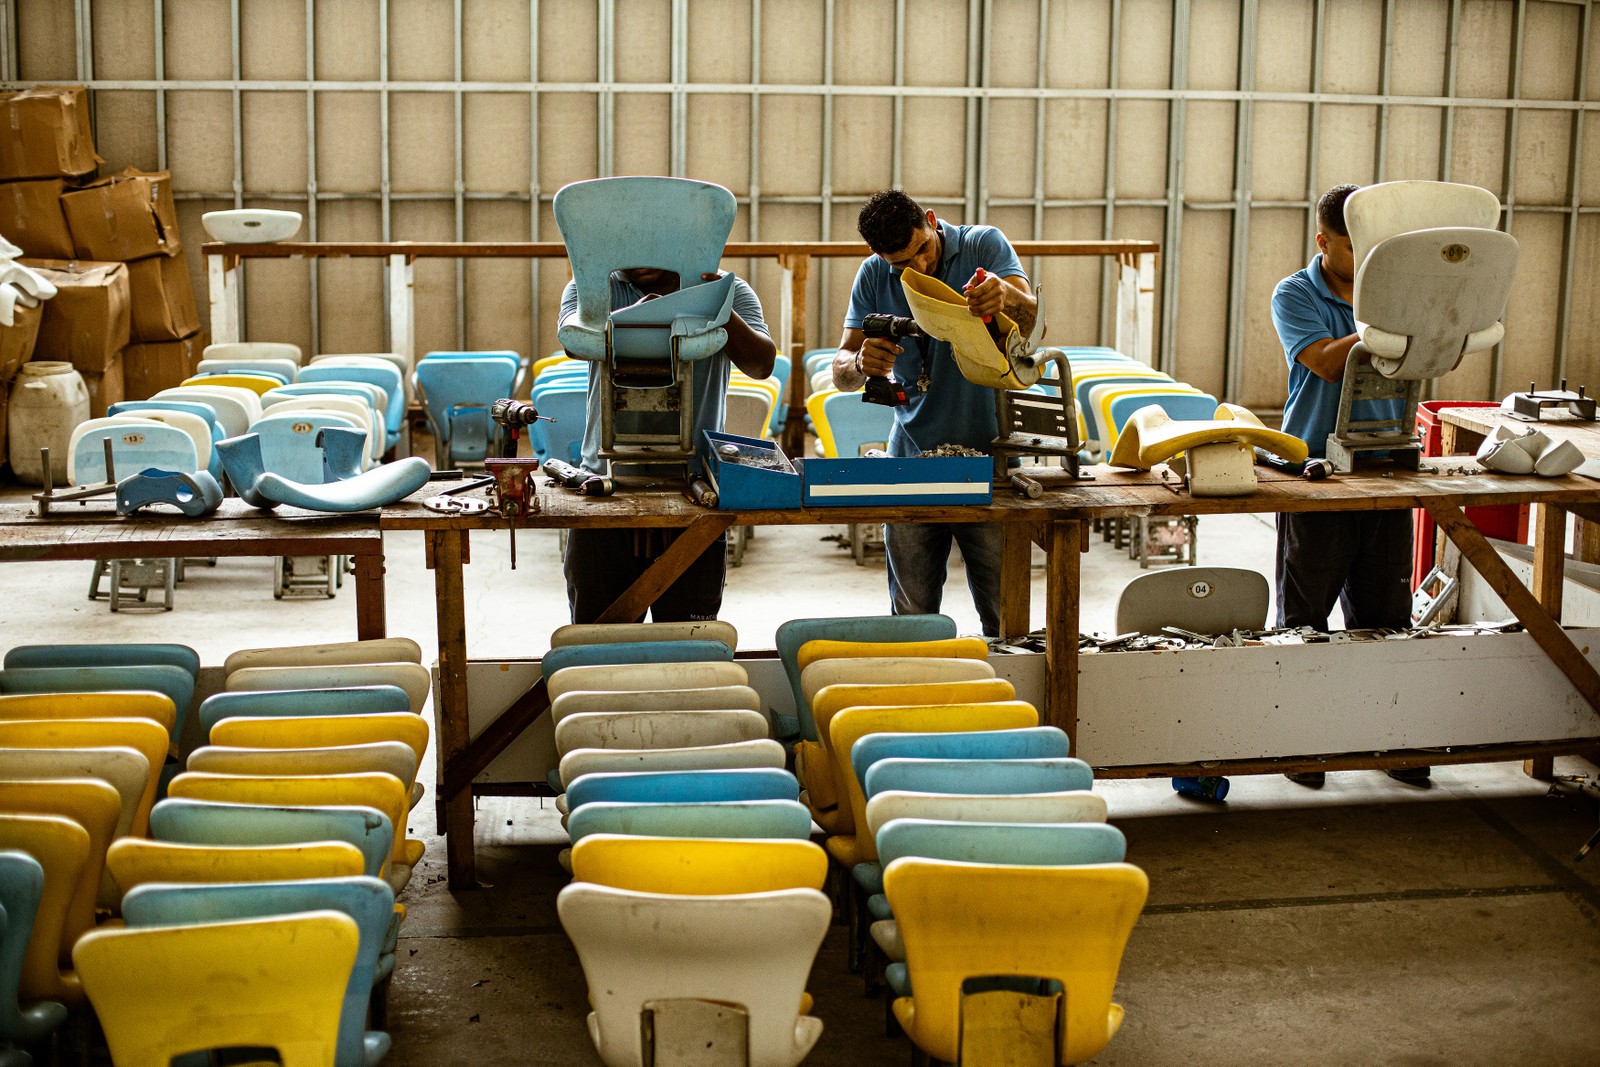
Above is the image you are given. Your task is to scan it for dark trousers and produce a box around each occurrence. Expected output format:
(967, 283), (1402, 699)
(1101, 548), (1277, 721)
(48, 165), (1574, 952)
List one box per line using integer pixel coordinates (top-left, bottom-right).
(1275, 510), (1413, 630)
(563, 527), (728, 624)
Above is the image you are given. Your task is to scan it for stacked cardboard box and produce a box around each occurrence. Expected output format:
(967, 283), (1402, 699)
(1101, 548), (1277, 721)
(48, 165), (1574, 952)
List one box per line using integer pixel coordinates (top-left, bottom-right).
(0, 87), (206, 433)
(0, 86), (99, 473)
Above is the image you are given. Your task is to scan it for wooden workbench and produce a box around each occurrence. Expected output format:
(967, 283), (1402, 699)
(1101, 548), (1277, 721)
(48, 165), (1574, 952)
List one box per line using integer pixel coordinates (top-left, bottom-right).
(0, 500), (389, 640)
(382, 463), (1600, 887)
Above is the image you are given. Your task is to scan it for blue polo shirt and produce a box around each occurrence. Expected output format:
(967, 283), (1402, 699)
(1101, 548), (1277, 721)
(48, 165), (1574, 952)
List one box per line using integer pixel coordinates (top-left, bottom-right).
(844, 220), (1026, 457)
(1272, 254), (1404, 459)
(561, 272), (767, 476)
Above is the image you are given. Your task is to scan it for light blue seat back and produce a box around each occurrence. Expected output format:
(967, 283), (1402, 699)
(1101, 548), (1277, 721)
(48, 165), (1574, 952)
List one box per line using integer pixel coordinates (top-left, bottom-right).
(108, 401), (225, 480)
(301, 363), (405, 439)
(876, 819), (1126, 868)
(198, 685), (412, 741)
(1108, 391), (1221, 435)
(413, 356), (519, 464)
(541, 640), (733, 681)
(72, 422), (198, 483)
(149, 799), (394, 881)
(4, 643), (199, 680)
(531, 386), (588, 466)
(564, 768), (799, 811)
(566, 799), (813, 844)
(0, 850), (67, 1044)
(250, 410), (362, 484)
(122, 876), (395, 1067)
(803, 350), (837, 378)
(852, 727), (1072, 793)
(775, 614), (958, 742)
(0, 664), (193, 741)
(821, 390), (895, 458)
(766, 353), (791, 434)
(1072, 373), (1173, 445)
(863, 757), (1094, 798)
(553, 176), (736, 362)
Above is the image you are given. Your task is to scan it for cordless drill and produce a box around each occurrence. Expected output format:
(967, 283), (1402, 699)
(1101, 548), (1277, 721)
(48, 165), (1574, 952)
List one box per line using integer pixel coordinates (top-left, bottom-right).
(489, 397), (549, 459)
(859, 313), (919, 407)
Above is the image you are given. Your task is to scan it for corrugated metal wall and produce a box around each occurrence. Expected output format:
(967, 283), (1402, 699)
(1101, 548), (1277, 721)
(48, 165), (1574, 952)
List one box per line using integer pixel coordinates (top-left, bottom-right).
(6, 0), (1597, 409)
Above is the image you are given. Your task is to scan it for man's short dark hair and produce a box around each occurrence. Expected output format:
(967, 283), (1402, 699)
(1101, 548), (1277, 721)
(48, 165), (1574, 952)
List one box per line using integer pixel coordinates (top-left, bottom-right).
(857, 189), (929, 254)
(1316, 184), (1360, 238)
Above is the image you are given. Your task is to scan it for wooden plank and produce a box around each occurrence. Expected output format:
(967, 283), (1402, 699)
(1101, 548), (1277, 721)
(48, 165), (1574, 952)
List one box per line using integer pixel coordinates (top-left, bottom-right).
(779, 253), (810, 457)
(1424, 499), (1600, 719)
(1098, 739), (1600, 779)
(351, 552), (387, 640)
(595, 515), (738, 624)
(999, 522), (1034, 638)
(427, 529), (478, 889)
(1045, 520), (1080, 742)
(443, 513), (738, 799)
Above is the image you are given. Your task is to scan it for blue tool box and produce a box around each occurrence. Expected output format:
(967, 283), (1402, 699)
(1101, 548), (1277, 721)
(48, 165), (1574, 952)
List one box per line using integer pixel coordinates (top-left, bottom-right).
(802, 455), (993, 507)
(701, 430), (802, 510)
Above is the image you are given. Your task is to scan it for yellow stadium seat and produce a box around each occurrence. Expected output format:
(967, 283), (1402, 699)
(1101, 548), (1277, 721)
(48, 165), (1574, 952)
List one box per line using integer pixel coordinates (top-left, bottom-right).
(570, 836), (828, 895)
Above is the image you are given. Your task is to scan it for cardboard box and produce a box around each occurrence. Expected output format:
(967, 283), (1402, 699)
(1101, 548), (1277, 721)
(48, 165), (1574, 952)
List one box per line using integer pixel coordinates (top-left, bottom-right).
(0, 86), (100, 181)
(25, 259), (131, 374)
(0, 301), (43, 383)
(124, 330), (207, 401)
(61, 168), (181, 261)
(126, 253), (200, 342)
(0, 178), (77, 259)
(80, 355), (124, 419)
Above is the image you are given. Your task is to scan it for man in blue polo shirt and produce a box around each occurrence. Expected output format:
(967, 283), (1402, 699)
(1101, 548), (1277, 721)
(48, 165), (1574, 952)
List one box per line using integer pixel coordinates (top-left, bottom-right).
(1273, 183), (1425, 787)
(832, 189), (1037, 636)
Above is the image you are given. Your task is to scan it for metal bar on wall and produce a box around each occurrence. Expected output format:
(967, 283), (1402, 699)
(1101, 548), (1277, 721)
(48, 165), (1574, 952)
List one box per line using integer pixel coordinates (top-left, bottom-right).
(597, 0), (613, 176)
(1494, 0), (1528, 398)
(1554, 0), (1590, 383)
(1376, 0), (1393, 180)
(529, 0), (541, 366)
(74, 0), (92, 81)
(306, 0), (321, 355)
(453, 0), (466, 350)
(1100, 0), (1123, 349)
(1305, 0), (1326, 262)
(154, 0), (167, 170)
(1030, 0), (1048, 293)
(1158, 0), (1191, 377)
(818, 0), (835, 338)
(230, 0), (245, 330)
(670, 0), (686, 178)
(976, 0), (993, 225)
(1, 0), (16, 81)
(380, 0), (394, 352)
(964, 0), (981, 223)
(1224, 0), (1258, 402)
(892, 0), (905, 190)
(747, 0), (762, 328)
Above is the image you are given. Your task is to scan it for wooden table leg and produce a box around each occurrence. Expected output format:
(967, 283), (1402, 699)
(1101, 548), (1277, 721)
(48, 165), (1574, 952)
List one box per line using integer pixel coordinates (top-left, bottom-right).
(428, 528), (478, 889)
(1044, 519), (1081, 748)
(351, 551), (387, 640)
(999, 523), (1033, 639)
(1525, 504), (1568, 780)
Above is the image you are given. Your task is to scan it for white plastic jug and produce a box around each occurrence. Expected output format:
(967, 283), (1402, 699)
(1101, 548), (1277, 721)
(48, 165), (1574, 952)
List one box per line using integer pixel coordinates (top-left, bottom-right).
(9, 361), (90, 485)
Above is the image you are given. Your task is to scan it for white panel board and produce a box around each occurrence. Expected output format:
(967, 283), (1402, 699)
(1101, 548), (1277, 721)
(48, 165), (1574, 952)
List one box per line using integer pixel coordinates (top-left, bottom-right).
(1075, 630), (1600, 765)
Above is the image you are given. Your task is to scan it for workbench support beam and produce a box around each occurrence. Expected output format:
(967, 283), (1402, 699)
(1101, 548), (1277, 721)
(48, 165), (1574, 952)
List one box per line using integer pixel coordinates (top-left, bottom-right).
(352, 552), (387, 640)
(1527, 502), (1570, 779)
(1425, 499), (1600, 723)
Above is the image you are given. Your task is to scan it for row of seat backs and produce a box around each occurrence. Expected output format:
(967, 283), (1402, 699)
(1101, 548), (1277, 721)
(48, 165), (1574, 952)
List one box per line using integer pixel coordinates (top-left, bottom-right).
(413, 350), (525, 464)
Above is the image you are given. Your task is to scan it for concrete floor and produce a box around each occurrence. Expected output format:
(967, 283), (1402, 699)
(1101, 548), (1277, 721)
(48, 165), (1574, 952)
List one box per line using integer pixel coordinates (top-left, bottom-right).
(2, 495), (1598, 1065)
